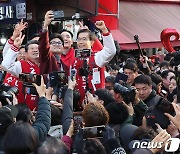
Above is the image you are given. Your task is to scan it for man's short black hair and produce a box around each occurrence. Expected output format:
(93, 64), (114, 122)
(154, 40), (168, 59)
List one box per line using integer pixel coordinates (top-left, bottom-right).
(134, 74), (152, 86)
(77, 29), (96, 41)
(94, 88), (115, 107)
(25, 40), (39, 52)
(105, 76), (115, 84)
(60, 29), (73, 39)
(150, 73), (162, 85)
(159, 61), (169, 69)
(123, 62), (138, 72)
(29, 33), (40, 41)
(49, 33), (64, 46)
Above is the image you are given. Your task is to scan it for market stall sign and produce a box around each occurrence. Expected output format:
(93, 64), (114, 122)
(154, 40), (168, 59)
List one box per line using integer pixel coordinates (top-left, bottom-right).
(0, 0), (26, 23)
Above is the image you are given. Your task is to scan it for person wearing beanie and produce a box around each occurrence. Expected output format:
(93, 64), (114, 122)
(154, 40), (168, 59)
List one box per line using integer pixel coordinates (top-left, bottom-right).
(105, 138), (126, 154)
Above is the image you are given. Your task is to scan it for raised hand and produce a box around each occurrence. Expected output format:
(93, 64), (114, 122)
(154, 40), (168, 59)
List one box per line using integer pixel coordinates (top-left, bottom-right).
(95, 20), (108, 34)
(150, 130), (171, 153)
(165, 103), (180, 131)
(122, 101), (134, 116)
(12, 19), (28, 41)
(78, 21), (89, 30)
(68, 79), (76, 90)
(14, 32), (25, 48)
(32, 76), (46, 97)
(43, 10), (54, 30)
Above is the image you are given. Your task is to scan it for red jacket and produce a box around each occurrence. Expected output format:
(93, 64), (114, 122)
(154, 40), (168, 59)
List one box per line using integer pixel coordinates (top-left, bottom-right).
(73, 54), (105, 104)
(39, 30), (75, 75)
(20, 60), (40, 110)
(1, 41), (40, 110)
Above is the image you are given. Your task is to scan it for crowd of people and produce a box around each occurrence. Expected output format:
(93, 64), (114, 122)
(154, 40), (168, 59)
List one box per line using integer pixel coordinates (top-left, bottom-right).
(0, 10), (179, 154)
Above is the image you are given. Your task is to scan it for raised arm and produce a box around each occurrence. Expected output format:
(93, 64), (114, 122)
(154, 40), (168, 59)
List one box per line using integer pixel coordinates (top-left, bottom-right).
(62, 79), (76, 135)
(94, 21), (116, 68)
(32, 76), (51, 141)
(3, 20), (27, 58)
(1, 33), (25, 77)
(39, 10), (54, 62)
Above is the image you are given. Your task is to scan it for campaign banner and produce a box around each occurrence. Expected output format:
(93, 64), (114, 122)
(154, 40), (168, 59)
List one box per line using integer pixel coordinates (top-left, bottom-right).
(0, 0), (26, 24)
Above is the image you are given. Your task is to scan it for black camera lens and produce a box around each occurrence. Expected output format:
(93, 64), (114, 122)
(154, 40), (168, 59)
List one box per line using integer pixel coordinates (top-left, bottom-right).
(7, 86), (19, 95)
(114, 83), (136, 104)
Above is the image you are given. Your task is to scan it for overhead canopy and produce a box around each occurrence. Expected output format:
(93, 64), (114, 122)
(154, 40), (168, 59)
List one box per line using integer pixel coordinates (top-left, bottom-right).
(113, 2), (180, 50)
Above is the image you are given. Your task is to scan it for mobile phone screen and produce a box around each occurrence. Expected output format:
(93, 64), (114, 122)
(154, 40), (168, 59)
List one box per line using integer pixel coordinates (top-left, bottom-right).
(82, 125), (105, 139)
(73, 112), (83, 134)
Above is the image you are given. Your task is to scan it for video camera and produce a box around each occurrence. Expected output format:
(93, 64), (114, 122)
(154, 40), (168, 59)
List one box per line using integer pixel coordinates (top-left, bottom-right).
(0, 71), (19, 105)
(114, 83), (136, 104)
(0, 85), (19, 106)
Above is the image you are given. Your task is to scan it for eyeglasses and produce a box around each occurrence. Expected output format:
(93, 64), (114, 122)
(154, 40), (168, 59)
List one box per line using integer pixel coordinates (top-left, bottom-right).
(50, 41), (63, 46)
(77, 37), (89, 42)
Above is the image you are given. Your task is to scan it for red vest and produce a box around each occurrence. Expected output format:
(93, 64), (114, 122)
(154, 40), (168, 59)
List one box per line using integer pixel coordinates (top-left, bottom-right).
(73, 54), (105, 105)
(20, 60), (40, 110)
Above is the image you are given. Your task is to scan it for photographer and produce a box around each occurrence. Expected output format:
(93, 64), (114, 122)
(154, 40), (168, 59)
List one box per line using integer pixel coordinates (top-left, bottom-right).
(73, 21), (116, 106)
(113, 83), (148, 126)
(1, 24), (40, 110)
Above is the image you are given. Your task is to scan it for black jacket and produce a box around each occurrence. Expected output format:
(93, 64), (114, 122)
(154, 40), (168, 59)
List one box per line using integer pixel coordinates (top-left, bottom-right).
(32, 96), (51, 141)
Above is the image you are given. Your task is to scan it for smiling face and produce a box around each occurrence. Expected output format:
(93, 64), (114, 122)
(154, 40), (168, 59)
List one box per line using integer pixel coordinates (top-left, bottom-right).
(26, 44), (39, 61)
(77, 32), (94, 49)
(17, 47), (26, 61)
(61, 31), (73, 49)
(49, 38), (63, 54)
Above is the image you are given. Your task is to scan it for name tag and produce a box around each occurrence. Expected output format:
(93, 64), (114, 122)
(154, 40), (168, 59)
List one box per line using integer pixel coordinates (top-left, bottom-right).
(92, 68), (100, 84)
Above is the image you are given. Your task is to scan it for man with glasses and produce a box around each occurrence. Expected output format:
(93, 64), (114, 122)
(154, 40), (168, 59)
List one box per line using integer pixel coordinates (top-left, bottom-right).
(40, 11), (104, 76)
(39, 11), (66, 74)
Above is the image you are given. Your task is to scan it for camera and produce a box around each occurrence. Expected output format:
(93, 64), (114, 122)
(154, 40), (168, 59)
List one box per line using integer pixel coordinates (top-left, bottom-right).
(53, 10), (64, 19)
(72, 12), (80, 19)
(19, 73), (41, 95)
(75, 49), (91, 59)
(0, 85), (19, 105)
(114, 83), (136, 104)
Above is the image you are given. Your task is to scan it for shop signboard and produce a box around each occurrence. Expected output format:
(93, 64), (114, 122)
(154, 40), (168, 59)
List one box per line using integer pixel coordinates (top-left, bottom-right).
(0, 0), (26, 24)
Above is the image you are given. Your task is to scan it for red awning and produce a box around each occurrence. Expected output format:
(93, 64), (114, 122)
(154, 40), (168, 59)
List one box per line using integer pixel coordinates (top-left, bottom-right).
(112, 2), (180, 50)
